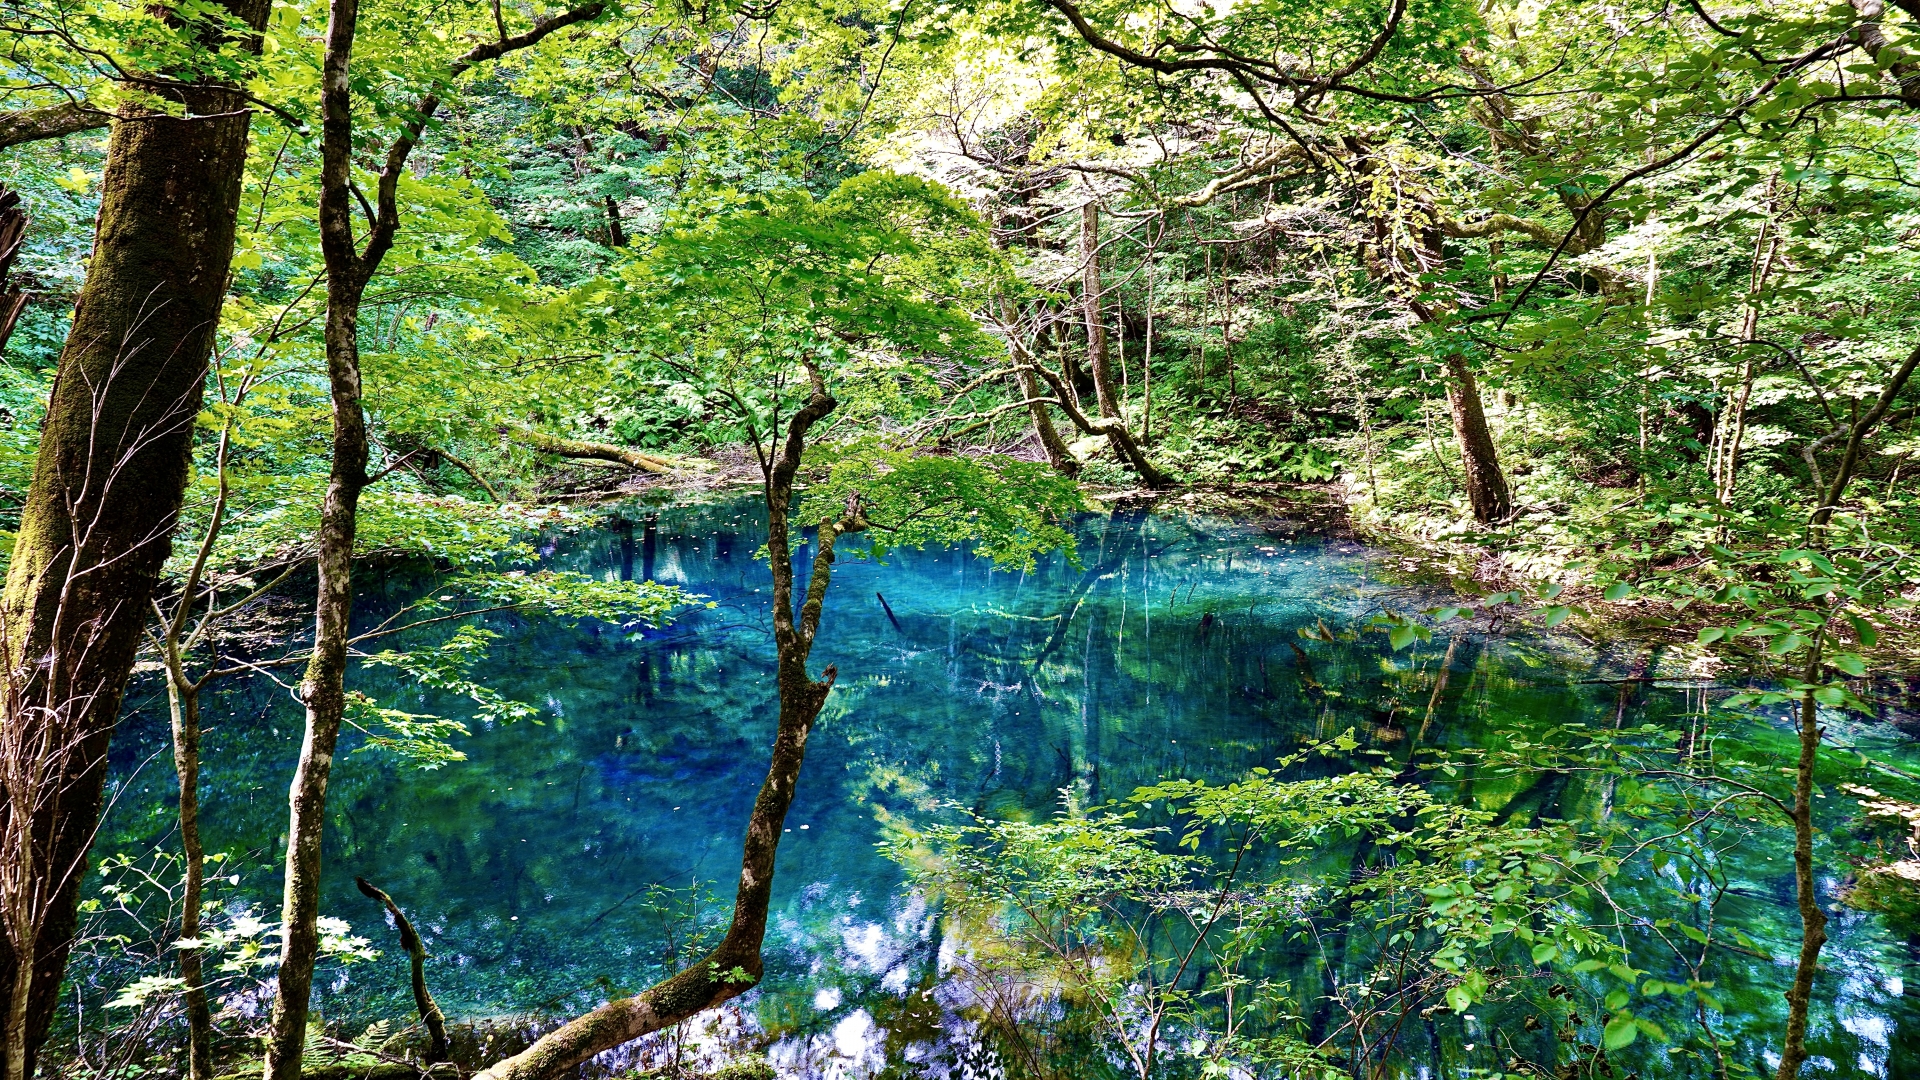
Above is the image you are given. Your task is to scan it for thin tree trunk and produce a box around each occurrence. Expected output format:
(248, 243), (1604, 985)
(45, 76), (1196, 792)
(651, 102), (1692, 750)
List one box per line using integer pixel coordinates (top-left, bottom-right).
(998, 301), (1077, 476)
(163, 672), (212, 1079)
(472, 377), (857, 1080)
(1081, 202), (1120, 419)
(1813, 341), (1920, 528)
(1777, 645), (1829, 1080)
(1143, 242), (1155, 445)
(354, 879), (448, 1062)
(1718, 184), (1782, 505)
(604, 195), (626, 249)
(1070, 204), (1167, 486)
(262, 8), (605, 1074)
(265, 241), (372, 1080)
(1443, 355), (1512, 522)
(156, 418), (238, 1080)
(0, 1), (270, 1069)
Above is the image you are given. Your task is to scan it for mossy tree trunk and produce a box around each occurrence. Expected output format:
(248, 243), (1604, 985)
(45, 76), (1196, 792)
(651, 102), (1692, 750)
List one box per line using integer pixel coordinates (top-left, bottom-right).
(1076, 203), (1168, 487)
(260, 5), (605, 1076)
(471, 373), (859, 1080)
(0, 4), (269, 1073)
(1442, 354), (1512, 524)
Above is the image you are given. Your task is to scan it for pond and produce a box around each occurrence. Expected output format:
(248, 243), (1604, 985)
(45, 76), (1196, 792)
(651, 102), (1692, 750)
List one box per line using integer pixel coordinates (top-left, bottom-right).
(96, 494), (1920, 1078)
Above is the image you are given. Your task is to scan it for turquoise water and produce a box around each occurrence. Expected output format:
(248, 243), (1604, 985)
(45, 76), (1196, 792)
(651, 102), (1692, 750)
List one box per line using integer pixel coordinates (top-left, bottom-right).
(94, 496), (1920, 1077)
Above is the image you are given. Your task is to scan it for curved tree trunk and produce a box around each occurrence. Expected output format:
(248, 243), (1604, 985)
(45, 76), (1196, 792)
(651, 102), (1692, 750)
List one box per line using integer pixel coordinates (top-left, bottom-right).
(996, 300), (1077, 477)
(1075, 204), (1168, 486)
(471, 381), (853, 1080)
(0, 6), (269, 1072)
(354, 878), (449, 1063)
(1443, 354), (1511, 523)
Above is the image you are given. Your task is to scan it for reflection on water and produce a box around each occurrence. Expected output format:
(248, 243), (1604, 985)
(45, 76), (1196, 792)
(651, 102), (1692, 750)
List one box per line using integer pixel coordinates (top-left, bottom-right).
(99, 496), (1920, 1077)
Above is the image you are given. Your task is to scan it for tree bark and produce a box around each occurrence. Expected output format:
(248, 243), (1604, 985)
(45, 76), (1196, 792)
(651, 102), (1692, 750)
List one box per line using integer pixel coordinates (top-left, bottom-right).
(0, 189), (26, 358)
(0, 3), (269, 1071)
(996, 301), (1077, 476)
(354, 879), (448, 1062)
(504, 425), (684, 473)
(1777, 647), (1829, 1080)
(263, 7), (605, 1075)
(0, 102), (106, 151)
(1442, 354), (1511, 523)
(471, 379), (854, 1080)
(1081, 202), (1120, 420)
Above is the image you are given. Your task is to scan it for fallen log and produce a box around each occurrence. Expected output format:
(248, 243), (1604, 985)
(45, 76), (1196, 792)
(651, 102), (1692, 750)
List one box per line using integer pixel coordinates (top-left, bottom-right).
(502, 425), (691, 474)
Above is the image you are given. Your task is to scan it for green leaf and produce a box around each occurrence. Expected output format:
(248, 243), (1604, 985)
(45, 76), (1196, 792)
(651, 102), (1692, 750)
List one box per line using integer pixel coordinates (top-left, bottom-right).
(1603, 582), (1631, 601)
(1847, 614), (1879, 647)
(1446, 985), (1473, 1013)
(1769, 634), (1806, 656)
(1388, 625), (1418, 651)
(1697, 627), (1726, 644)
(1603, 1013), (1639, 1050)
(1830, 653), (1867, 677)
(1543, 605), (1571, 627)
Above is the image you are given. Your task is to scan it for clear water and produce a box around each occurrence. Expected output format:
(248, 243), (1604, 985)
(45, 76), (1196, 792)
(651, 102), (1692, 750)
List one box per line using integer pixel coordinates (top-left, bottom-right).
(96, 496), (1920, 1077)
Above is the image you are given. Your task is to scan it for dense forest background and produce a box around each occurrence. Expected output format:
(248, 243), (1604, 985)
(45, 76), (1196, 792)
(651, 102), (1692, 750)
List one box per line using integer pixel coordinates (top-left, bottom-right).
(3, 0), (1920, 1076)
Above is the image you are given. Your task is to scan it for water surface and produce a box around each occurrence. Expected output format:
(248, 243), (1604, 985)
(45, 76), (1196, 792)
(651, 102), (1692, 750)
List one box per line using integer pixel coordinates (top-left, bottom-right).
(98, 496), (1920, 1077)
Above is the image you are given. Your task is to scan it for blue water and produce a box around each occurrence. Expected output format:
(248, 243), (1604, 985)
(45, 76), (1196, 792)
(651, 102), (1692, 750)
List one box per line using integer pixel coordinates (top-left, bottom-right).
(91, 495), (1920, 1077)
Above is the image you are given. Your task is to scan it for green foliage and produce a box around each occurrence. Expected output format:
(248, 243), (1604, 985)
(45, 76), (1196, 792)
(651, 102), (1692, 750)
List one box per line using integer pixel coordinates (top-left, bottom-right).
(890, 734), (1631, 1076)
(800, 446), (1084, 571)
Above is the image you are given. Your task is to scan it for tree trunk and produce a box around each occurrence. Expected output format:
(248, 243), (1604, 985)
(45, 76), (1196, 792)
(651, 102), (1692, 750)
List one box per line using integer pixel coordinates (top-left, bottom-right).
(0, 3), (269, 1071)
(1081, 202), (1120, 419)
(1015, 364), (1078, 476)
(997, 301), (1077, 477)
(0, 189), (26, 358)
(505, 425), (684, 473)
(261, 0), (377, 1068)
(1717, 183), (1782, 505)
(263, 7), (605, 1074)
(164, 673), (213, 1080)
(604, 194), (626, 249)
(1812, 341), (1920, 529)
(354, 879), (448, 1062)
(1777, 648), (1829, 1080)
(471, 381), (853, 1080)
(1443, 354), (1511, 523)
(263, 280), (369, 1080)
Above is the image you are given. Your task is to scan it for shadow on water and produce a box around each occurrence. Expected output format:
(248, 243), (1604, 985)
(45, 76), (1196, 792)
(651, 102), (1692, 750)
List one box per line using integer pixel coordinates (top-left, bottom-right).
(93, 495), (1920, 1077)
